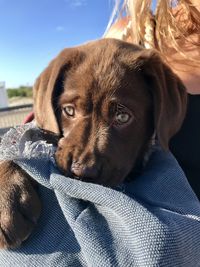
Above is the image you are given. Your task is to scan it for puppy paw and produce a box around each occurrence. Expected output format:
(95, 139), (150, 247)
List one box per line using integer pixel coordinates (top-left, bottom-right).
(0, 161), (41, 249)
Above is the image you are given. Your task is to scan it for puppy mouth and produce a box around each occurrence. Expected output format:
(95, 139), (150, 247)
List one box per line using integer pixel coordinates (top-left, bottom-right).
(69, 166), (130, 188)
(69, 165), (103, 184)
(71, 174), (97, 184)
(55, 146), (134, 187)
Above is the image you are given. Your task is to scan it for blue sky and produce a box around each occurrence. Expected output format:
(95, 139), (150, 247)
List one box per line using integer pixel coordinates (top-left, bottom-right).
(0, 0), (114, 88)
(0, 0), (156, 88)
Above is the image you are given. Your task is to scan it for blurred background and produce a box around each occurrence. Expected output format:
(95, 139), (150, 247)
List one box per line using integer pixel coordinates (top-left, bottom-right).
(0, 0), (114, 134)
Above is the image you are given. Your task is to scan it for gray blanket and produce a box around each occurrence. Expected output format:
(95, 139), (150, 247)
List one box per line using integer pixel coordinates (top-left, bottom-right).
(0, 123), (200, 267)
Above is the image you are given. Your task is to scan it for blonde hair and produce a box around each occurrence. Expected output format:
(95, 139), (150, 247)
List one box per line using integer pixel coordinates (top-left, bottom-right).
(106, 0), (200, 65)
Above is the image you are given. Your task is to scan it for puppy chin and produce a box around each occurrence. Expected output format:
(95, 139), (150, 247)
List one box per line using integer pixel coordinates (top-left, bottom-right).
(56, 162), (128, 188)
(55, 147), (133, 188)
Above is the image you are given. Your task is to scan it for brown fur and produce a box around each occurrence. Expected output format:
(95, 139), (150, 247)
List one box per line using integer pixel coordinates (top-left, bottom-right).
(0, 38), (187, 248)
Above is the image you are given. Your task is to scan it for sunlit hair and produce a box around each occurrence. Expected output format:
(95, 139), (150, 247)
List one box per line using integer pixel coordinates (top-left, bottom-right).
(106, 0), (200, 65)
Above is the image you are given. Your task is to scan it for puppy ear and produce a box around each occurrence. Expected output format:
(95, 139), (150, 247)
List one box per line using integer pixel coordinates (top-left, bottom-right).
(138, 50), (187, 150)
(33, 48), (81, 134)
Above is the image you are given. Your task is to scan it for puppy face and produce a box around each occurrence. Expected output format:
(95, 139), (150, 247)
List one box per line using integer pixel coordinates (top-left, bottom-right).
(33, 39), (187, 187)
(56, 63), (154, 186)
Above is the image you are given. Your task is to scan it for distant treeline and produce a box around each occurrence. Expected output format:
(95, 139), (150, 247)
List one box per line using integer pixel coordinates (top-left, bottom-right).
(7, 86), (33, 98)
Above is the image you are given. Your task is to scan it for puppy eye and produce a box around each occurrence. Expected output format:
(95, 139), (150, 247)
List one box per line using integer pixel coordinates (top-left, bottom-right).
(63, 105), (75, 117)
(115, 112), (130, 124)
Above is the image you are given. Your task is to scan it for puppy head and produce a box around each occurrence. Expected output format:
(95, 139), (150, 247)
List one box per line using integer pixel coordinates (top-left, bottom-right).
(33, 39), (187, 186)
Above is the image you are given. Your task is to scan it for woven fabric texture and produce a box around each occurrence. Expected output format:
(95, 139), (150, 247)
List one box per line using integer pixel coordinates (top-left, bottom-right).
(0, 125), (200, 266)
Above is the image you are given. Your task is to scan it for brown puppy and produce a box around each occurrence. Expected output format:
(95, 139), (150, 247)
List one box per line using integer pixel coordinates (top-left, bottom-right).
(0, 39), (187, 248)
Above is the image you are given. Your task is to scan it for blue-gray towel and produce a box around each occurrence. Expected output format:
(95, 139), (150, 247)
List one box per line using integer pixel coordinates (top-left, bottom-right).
(0, 123), (200, 267)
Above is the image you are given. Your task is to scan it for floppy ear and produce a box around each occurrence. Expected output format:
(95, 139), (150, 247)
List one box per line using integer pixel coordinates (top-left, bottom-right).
(137, 50), (187, 150)
(33, 48), (82, 134)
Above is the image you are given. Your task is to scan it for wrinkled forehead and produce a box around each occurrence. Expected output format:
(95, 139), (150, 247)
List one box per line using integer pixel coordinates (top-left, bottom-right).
(62, 52), (148, 104)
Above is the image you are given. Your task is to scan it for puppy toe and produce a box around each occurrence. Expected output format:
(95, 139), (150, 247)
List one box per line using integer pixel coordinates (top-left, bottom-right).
(0, 209), (35, 249)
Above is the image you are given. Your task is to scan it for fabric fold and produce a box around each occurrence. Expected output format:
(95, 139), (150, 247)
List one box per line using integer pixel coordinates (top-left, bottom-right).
(0, 124), (200, 266)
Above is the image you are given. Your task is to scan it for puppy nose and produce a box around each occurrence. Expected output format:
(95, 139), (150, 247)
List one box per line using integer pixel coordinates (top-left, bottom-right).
(71, 162), (98, 180)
